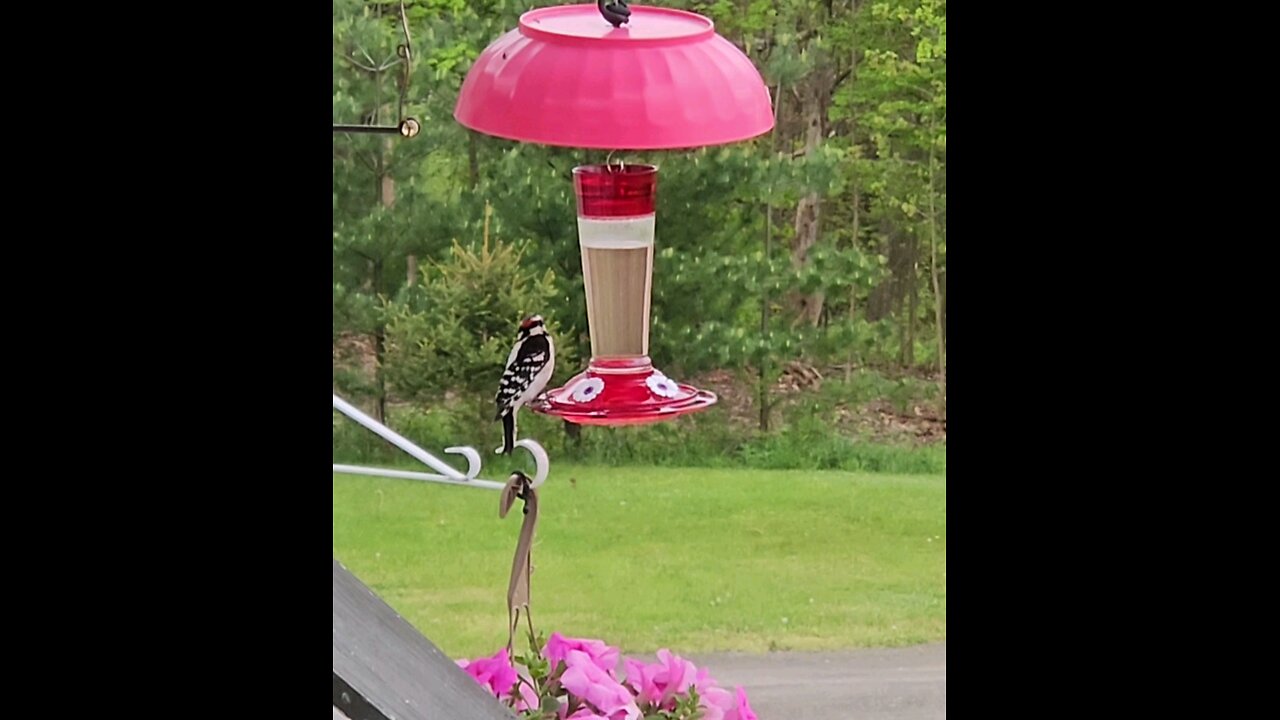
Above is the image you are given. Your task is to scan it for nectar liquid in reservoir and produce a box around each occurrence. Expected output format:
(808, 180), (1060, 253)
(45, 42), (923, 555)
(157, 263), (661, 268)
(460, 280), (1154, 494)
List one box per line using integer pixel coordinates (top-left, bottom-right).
(573, 164), (658, 361)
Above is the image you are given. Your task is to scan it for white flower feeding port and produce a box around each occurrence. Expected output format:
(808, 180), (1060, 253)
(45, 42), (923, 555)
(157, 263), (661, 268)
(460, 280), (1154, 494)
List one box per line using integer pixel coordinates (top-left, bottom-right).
(332, 394), (549, 492)
(645, 372), (681, 399)
(569, 377), (606, 403)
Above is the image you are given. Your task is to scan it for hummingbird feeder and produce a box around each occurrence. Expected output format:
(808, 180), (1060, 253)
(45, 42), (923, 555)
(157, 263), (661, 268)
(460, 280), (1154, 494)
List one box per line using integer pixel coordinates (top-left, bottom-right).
(454, 2), (774, 425)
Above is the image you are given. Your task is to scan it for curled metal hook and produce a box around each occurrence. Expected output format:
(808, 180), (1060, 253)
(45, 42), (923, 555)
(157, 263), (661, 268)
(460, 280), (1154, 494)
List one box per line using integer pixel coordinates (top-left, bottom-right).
(512, 439), (550, 488)
(605, 149), (625, 173)
(444, 446), (482, 479)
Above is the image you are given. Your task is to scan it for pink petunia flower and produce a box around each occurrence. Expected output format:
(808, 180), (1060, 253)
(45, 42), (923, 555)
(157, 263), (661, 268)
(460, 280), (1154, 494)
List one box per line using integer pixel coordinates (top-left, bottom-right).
(456, 648), (517, 699)
(559, 650), (642, 720)
(725, 686), (758, 720)
(623, 649), (698, 709)
(698, 683), (736, 720)
(544, 632), (621, 676)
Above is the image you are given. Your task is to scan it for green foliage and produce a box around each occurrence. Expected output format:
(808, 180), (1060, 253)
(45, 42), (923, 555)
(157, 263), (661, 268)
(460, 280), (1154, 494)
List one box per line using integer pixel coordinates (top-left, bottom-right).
(741, 420), (945, 474)
(333, 0), (948, 441)
(831, 0), (947, 313)
(382, 234), (576, 406)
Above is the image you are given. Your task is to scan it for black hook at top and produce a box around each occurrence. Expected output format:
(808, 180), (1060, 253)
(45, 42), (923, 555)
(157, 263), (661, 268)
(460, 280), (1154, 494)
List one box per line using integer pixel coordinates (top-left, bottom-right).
(598, 0), (631, 27)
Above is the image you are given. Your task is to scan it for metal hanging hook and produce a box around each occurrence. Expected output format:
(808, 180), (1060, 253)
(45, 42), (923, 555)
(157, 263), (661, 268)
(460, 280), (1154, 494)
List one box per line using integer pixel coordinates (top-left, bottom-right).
(605, 149), (625, 173)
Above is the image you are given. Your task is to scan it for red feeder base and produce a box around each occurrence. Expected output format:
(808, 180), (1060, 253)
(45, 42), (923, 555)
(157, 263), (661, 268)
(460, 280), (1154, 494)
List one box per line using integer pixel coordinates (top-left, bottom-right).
(528, 357), (716, 426)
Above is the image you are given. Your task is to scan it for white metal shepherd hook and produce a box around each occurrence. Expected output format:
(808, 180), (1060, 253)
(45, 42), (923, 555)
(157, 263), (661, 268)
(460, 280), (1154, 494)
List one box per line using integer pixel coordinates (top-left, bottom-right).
(332, 394), (549, 491)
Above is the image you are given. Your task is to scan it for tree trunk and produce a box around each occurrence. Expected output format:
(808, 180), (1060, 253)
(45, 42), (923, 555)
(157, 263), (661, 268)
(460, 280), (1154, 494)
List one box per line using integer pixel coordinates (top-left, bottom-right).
(757, 197), (768, 430)
(928, 113), (945, 415)
(760, 82), (783, 433)
(846, 185), (860, 383)
(371, 138), (395, 423)
(483, 200), (493, 253)
(372, 260), (387, 423)
(380, 149), (396, 206)
(844, 18), (860, 384)
(762, 196), (773, 433)
(905, 256), (917, 367)
(396, 131), (414, 287)
(940, 269), (946, 348)
(868, 219), (905, 322)
(468, 131), (480, 189)
(899, 237), (917, 368)
(901, 279), (911, 366)
(879, 224), (913, 366)
(791, 71), (831, 326)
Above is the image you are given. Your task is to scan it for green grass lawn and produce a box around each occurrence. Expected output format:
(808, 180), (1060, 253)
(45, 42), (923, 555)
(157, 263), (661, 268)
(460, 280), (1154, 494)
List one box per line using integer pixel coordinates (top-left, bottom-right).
(333, 464), (946, 659)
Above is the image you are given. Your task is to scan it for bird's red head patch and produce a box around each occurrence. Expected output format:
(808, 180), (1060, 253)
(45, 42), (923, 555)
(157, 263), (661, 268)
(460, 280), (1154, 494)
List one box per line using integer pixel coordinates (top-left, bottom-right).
(520, 315), (544, 330)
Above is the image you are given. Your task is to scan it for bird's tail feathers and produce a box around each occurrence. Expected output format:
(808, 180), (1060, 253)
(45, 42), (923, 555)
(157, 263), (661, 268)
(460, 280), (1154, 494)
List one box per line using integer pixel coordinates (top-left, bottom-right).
(496, 412), (516, 455)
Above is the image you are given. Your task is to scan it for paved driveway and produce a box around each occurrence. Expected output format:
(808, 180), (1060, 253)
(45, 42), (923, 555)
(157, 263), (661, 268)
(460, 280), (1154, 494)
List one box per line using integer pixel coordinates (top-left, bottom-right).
(689, 643), (946, 720)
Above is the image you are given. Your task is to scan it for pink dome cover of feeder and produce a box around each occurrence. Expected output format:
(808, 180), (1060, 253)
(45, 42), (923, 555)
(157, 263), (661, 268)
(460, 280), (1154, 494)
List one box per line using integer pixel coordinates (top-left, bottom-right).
(454, 4), (774, 150)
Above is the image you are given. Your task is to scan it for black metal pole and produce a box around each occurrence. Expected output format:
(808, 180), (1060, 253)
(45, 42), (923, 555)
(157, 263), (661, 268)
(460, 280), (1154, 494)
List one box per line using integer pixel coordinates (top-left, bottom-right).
(333, 118), (420, 137)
